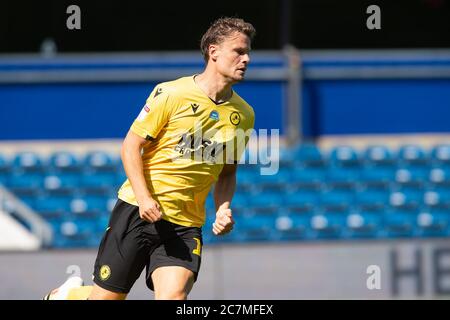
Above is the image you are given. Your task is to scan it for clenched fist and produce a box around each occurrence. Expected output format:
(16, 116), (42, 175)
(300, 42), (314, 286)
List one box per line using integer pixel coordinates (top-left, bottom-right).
(213, 201), (235, 236)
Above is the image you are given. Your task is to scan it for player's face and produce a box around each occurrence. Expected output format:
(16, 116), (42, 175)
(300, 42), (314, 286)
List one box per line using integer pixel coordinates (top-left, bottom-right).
(214, 32), (251, 83)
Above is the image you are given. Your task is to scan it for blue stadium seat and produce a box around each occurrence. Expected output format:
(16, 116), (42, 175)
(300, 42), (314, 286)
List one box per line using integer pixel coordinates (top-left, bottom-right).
(278, 147), (296, 167)
(80, 172), (118, 195)
(355, 190), (390, 212)
(326, 167), (360, 190)
(431, 144), (450, 165)
(275, 214), (310, 240)
(230, 193), (248, 215)
(52, 220), (96, 248)
(389, 190), (423, 211)
(236, 169), (259, 192)
(115, 168), (128, 188)
(398, 145), (428, 165)
(0, 171), (9, 186)
(429, 167), (450, 186)
(284, 190), (319, 213)
(384, 209), (417, 238)
(48, 151), (81, 172)
(310, 212), (346, 239)
(83, 151), (117, 172)
(291, 167), (326, 190)
(34, 195), (72, 219)
(50, 221), (75, 248)
(395, 167), (429, 187)
(363, 145), (395, 166)
(43, 173), (80, 195)
(70, 196), (109, 218)
(202, 213), (217, 244)
(205, 193), (215, 213)
(0, 154), (11, 173)
(234, 214), (277, 242)
(423, 189), (450, 209)
(346, 211), (382, 239)
(360, 167), (395, 190)
(416, 210), (450, 237)
(88, 234), (104, 248)
(329, 146), (360, 167)
(18, 194), (36, 208)
(247, 192), (283, 214)
(320, 190), (354, 212)
(12, 152), (44, 172)
(7, 172), (44, 196)
(293, 144), (325, 167)
(256, 167), (291, 192)
(74, 219), (98, 235)
(89, 215), (110, 247)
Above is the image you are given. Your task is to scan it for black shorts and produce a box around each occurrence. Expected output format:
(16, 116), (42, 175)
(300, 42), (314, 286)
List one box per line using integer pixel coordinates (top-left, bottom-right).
(93, 199), (203, 294)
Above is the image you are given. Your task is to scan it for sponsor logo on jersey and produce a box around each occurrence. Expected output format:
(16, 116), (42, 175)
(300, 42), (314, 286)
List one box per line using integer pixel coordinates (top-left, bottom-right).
(191, 103), (200, 114)
(154, 87), (163, 98)
(209, 110), (219, 121)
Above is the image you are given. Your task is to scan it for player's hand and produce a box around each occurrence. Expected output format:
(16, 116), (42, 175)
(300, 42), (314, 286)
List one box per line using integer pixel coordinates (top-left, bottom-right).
(138, 197), (162, 223)
(213, 201), (235, 236)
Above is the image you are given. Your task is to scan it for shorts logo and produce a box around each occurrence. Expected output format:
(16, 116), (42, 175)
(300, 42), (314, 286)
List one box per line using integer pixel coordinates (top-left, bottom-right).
(230, 112), (241, 126)
(209, 111), (219, 121)
(192, 237), (202, 256)
(99, 265), (111, 281)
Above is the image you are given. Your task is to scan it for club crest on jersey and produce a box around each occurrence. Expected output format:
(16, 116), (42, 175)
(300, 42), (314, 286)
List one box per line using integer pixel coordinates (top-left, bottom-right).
(137, 103), (150, 122)
(209, 110), (219, 121)
(230, 112), (241, 126)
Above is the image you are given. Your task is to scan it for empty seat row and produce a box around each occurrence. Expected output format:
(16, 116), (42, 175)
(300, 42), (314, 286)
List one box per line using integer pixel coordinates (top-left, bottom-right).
(274, 144), (450, 166)
(1, 144), (450, 173)
(202, 209), (450, 244)
(0, 151), (120, 173)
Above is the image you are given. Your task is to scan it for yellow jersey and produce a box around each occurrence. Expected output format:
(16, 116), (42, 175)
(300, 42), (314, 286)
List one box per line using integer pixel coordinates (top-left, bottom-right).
(118, 75), (255, 227)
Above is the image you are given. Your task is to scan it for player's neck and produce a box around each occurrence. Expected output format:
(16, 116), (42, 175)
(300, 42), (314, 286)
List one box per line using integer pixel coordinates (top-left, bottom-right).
(194, 71), (233, 104)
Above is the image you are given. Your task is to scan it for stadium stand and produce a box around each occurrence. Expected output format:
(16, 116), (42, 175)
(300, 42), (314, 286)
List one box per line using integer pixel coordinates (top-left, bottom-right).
(1, 142), (450, 248)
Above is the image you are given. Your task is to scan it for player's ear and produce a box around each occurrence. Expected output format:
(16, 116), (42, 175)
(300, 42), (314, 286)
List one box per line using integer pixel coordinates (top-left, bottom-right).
(209, 44), (219, 62)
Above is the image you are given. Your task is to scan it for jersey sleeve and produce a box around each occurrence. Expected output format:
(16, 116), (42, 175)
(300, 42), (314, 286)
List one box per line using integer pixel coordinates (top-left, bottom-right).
(130, 86), (175, 140)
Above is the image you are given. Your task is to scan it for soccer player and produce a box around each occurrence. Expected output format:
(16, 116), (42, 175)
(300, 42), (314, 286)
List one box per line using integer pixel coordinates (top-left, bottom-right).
(45, 17), (255, 300)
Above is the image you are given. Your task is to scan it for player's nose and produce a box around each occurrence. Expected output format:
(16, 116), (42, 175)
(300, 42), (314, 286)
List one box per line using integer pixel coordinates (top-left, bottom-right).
(242, 53), (250, 64)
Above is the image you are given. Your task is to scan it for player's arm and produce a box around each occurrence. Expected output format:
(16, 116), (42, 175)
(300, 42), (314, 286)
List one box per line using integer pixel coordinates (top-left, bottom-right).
(121, 130), (162, 223)
(212, 163), (237, 236)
